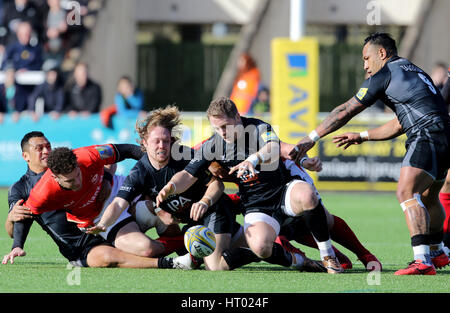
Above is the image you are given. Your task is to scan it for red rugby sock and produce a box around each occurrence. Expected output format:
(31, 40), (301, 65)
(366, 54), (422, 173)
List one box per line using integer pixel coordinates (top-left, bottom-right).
(329, 215), (371, 258)
(439, 192), (450, 248)
(156, 235), (186, 256)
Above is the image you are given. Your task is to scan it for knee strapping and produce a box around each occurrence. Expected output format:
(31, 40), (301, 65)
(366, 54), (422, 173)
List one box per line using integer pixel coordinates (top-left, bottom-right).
(400, 193), (425, 212)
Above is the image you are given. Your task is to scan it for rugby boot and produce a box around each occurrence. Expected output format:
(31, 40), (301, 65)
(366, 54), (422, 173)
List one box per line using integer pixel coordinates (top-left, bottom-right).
(322, 256), (344, 274)
(430, 251), (450, 269)
(394, 260), (436, 275)
(358, 253), (383, 271)
(333, 246), (352, 270)
(275, 236), (326, 272)
(172, 253), (202, 270)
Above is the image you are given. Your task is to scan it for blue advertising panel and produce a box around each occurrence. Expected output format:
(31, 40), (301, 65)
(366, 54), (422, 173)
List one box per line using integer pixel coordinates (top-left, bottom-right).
(0, 114), (140, 187)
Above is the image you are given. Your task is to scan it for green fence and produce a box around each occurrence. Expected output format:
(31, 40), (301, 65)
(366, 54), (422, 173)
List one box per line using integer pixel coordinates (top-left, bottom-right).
(137, 42), (365, 113)
(137, 42), (233, 112)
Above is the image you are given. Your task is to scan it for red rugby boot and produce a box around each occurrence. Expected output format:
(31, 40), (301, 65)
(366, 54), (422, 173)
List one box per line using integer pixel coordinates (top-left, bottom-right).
(394, 260), (436, 276)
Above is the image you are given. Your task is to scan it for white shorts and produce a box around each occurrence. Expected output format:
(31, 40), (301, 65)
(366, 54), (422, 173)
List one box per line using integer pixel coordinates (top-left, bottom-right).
(244, 212), (281, 236)
(94, 175), (132, 240)
(243, 160), (322, 237)
(283, 159), (321, 200)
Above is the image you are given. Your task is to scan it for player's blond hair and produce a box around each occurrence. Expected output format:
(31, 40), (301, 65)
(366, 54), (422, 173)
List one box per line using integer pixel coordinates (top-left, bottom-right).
(136, 105), (182, 151)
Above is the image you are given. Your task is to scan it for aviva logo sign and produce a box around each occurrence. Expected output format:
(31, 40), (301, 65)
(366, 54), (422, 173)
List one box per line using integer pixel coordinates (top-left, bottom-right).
(287, 54), (308, 77)
(271, 37), (319, 146)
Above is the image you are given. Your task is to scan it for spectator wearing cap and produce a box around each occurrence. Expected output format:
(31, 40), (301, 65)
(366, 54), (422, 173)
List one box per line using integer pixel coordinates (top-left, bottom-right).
(27, 60), (65, 121)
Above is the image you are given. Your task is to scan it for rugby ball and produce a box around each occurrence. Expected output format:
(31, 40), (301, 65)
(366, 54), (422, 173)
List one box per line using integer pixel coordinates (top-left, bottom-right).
(184, 225), (216, 258)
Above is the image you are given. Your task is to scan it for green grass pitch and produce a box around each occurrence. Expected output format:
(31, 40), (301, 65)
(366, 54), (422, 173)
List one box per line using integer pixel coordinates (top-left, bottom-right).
(0, 189), (448, 293)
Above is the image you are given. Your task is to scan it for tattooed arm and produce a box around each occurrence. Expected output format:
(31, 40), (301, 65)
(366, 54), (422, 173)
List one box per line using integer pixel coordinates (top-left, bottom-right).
(288, 97), (367, 163)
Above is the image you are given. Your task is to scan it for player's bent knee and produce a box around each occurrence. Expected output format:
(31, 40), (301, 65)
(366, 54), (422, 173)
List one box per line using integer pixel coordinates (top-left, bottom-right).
(87, 245), (119, 268)
(249, 240), (273, 259)
(115, 235), (155, 257)
(290, 183), (318, 213)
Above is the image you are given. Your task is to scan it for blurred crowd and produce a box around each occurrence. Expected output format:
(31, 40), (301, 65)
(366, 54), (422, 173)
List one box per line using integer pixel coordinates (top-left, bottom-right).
(0, 0), (144, 124)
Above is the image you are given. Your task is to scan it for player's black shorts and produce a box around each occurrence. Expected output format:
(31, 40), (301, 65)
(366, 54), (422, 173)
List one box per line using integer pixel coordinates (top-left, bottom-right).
(403, 122), (450, 181)
(68, 233), (113, 267)
(183, 194), (235, 235)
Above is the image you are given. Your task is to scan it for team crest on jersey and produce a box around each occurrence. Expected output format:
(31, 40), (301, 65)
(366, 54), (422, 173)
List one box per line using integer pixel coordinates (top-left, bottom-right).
(95, 145), (114, 159)
(91, 174), (99, 183)
(356, 88), (368, 100)
(261, 131), (278, 143)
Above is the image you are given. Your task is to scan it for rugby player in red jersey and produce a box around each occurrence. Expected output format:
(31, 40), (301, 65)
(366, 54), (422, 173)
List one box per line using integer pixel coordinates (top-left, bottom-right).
(24, 143), (166, 257)
(3, 131), (187, 269)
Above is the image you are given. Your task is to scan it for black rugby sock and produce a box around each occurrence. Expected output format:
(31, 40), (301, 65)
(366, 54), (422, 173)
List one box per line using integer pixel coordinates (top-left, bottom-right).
(157, 257), (174, 269)
(222, 247), (261, 270)
(264, 242), (293, 267)
(302, 201), (331, 243)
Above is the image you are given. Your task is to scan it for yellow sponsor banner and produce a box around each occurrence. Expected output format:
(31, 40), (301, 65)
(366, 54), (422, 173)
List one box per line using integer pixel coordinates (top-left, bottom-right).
(178, 113), (405, 192)
(314, 116), (406, 191)
(271, 37), (319, 180)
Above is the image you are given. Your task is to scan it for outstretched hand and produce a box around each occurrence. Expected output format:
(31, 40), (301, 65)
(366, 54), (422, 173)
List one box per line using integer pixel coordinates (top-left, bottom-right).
(2, 247), (26, 265)
(85, 224), (106, 235)
(332, 132), (363, 150)
(228, 160), (256, 179)
(301, 156), (323, 172)
(156, 182), (175, 208)
(288, 137), (316, 164)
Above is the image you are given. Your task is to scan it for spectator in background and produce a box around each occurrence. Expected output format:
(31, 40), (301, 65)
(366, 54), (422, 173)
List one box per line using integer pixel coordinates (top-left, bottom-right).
(115, 76), (144, 118)
(1, 0), (44, 47)
(100, 76), (144, 128)
(45, 0), (67, 55)
(67, 61), (102, 116)
(0, 67), (18, 122)
(27, 60), (65, 121)
(62, 0), (88, 49)
(431, 61), (448, 91)
(1, 21), (43, 116)
(230, 53), (261, 115)
(0, 65), (8, 123)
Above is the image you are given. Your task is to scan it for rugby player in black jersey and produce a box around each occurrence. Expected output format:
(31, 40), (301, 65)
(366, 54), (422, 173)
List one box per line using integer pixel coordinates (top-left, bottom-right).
(156, 98), (341, 273)
(290, 32), (450, 275)
(87, 106), (241, 270)
(3, 131), (186, 269)
(438, 64), (450, 257)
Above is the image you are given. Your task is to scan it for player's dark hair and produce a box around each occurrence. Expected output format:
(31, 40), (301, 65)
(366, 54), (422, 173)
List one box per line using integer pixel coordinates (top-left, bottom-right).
(364, 32), (398, 57)
(47, 147), (78, 175)
(21, 131), (46, 152)
(207, 97), (238, 119)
